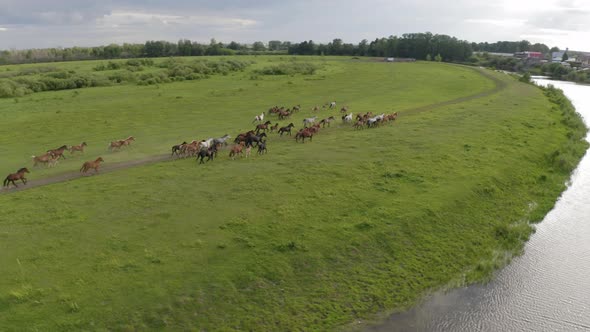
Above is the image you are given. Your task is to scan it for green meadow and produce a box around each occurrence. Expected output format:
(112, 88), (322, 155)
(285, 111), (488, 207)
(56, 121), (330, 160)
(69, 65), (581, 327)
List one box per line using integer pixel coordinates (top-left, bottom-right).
(0, 56), (586, 331)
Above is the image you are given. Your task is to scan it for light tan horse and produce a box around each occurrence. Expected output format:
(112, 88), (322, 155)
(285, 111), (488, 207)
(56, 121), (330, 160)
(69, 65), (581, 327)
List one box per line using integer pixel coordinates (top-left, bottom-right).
(32, 153), (59, 167)
(80, 157), (104, 174)
(69, 142), (87, 154)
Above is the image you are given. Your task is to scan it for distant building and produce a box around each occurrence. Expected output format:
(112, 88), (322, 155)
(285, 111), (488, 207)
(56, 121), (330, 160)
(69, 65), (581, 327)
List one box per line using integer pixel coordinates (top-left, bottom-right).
(475, 52), (514, 58)
(514, 51), (543, 59)
(552, 51), (566, 63)
(384, 57), (416, 62)
(579, 53), (590, 67)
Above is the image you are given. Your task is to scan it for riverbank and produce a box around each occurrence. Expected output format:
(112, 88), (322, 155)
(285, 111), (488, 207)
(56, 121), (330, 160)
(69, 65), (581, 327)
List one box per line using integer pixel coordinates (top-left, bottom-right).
(365, 78), (590, 332)
(0, 60), (587, 331)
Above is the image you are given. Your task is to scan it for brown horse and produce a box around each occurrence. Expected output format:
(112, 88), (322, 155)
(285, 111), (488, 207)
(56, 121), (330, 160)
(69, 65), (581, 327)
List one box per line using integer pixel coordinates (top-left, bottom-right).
(295, 128), (313, 143)
(3, 168), (30, 188)
(121, 136), (135, 147)
(80, 157), (104, 174)
(32, 153), (59, 167)
(108, 140), (124, 151)
(270, 123), (279, 133)
(255, 121), (272, 134)
(69, 142), (87, 154)
(108, 136), (134, 151)
(47, 145), (68, 160)
(319, 116), (335, 128)
(229, 142), (245, 160)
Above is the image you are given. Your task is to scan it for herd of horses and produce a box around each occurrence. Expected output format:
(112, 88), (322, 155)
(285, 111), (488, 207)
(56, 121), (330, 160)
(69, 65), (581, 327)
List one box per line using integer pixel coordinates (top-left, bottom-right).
(3, 136), (134, 189)
(3, 101), (399, 189)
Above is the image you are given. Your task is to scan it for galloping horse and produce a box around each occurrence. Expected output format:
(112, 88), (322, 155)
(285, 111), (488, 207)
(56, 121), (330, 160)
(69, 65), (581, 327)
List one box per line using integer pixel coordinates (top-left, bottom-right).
(246, 132), (267, 147)
(108, 140), (124, 151)
(80, 157), (104, 174)
(252, 112), (265, 123)
(257, 140), (268, 155)
(319, 116), (335, 128)
(197, 146), (217, 164)
(171, 141), (188, 157)
(213, 134), (232, 147)
(302, 116), (317, 127)
(229, 141), (245, 159)
(32, 153), (59, 167)
(295, 128), (314, 143)
(109, 136), (134, 151)
(278, 123), (295, 136)
(255, 121), (272, 134)
(340, 106), (349, 113)
(47, 145), (68, 160)
(342, 112), (353, 123)
(69, 142), (87, 154)
(3, 168), (29, 188)
(270, 123), (279, 133)
(278, 109), (291, 120)
(121, 136), (135, 147)
(329, 101), (336, 109)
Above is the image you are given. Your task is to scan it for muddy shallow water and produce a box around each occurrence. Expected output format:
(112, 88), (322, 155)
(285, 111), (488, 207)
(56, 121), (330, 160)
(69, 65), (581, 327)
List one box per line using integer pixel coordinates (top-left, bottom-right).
(368, 79), (590, 332)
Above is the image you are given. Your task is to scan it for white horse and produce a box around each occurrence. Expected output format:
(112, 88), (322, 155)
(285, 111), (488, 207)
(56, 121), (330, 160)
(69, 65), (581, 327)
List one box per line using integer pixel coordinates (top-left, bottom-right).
(343, 112), (353, 123)
(252, 112), (265, 123)
(367, 114), (385, 128)
(303, 116), (317, 127)
(329, 101), (336, 109)
(199, 138), (214, 150)
(213, 134), (231, 146)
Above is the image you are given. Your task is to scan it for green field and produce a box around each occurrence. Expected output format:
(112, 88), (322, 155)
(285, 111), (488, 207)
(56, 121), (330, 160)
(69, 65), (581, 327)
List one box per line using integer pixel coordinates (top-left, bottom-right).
(0, 57), (586, 331)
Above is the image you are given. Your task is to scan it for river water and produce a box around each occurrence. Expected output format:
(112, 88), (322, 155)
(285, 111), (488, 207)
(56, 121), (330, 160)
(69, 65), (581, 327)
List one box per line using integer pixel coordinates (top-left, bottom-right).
(369, 79), (590, 332)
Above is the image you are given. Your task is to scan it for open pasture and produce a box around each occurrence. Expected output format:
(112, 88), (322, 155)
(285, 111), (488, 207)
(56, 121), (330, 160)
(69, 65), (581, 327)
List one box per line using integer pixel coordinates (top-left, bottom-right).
(0, 57), (585, 331)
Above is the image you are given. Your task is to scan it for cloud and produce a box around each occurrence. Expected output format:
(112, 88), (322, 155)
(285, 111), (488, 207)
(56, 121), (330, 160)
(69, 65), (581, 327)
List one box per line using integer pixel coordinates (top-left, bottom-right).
(0, 0), (588, 51)
(97, 11), (258, 28)
(0, 27), (8, 31)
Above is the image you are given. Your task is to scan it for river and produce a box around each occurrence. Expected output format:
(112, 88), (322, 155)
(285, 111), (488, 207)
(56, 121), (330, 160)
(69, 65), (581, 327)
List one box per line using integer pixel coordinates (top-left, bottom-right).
(368, 78), (590, 332)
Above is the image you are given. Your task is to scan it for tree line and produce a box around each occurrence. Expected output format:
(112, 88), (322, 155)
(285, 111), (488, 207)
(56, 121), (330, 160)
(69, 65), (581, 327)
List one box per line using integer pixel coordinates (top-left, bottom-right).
(0, 33), (556, 65)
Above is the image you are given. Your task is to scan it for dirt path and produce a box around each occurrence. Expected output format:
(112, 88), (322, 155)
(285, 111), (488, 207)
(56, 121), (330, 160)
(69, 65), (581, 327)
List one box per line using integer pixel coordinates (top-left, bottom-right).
(1, 67), (506, 195)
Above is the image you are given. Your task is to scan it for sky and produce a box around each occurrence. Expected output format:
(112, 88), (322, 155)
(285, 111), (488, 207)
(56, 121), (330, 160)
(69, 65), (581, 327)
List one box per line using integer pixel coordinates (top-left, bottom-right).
(0, 0), (588, 51)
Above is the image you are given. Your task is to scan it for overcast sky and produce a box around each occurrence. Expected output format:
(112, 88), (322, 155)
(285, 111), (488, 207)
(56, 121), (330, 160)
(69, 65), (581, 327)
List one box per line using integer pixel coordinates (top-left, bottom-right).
(0, 0), (588, 51)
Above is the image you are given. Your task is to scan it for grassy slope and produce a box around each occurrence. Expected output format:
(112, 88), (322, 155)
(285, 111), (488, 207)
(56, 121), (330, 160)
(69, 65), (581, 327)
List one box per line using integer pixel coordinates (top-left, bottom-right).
(0, 57), (491, 178)
(0, 58), (585, 331)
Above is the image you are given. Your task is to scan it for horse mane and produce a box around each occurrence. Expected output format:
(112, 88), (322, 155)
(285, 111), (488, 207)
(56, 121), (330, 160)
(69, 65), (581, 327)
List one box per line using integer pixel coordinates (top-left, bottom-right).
(17, 167), (27, 173)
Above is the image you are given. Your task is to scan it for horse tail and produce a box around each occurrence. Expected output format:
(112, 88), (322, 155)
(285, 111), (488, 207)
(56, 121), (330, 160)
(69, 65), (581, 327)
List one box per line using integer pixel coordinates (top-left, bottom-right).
(3, 176), (8, 187)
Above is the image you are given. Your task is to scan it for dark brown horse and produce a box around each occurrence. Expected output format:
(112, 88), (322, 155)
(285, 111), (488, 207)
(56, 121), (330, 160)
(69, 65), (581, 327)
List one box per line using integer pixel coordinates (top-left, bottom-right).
(69, 142), (87, 154)
(255, 120), (272, 134)
(3, 167), (30, 188)
(278, 123), (295, 136)
(48, 145), (68, 160)
(80, 157), (104, 174)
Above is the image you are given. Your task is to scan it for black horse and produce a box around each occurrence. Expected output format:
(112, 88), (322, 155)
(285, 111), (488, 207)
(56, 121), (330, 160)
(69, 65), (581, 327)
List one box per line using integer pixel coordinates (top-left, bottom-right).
(196, 146), (217, 164)
(257, 140), (267, 155)
(278, 123), (295, 136)
(171, 141), (188, 156)
(246, 132), (267, 147)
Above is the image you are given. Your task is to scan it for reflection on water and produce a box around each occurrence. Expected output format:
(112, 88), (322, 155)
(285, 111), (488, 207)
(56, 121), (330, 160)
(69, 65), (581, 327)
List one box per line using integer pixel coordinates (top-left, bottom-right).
(369, 79), (590, 332)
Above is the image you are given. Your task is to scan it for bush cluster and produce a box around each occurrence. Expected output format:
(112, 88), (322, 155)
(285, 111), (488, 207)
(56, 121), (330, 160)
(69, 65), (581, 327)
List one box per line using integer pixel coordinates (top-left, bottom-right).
(255, 62), (319, 75)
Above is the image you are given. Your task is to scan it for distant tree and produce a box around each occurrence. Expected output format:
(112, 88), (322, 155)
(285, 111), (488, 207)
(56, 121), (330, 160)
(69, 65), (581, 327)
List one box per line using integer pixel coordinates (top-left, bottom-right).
(227, 41), (241, 50)
(435, 53), (442, 62)
(268, 40), (282, 51)
(426, 54), (432, 61)
(252, 41), (266, 51)
(562, 50), (569, 62)
(550, 46), (560, 53)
